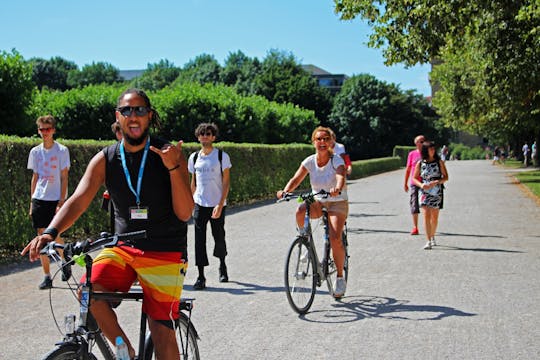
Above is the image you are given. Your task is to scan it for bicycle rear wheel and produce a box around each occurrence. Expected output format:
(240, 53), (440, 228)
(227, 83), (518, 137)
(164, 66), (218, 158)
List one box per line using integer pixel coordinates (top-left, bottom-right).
(144, 312), (200, 360)
(284, 236), (317, 314)
(41, 344), (97, 360)
(326, 228), (349, 296)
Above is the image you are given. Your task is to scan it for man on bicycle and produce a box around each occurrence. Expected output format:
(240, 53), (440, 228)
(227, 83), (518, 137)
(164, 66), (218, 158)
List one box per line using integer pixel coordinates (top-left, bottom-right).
(22, 88), (194, 360)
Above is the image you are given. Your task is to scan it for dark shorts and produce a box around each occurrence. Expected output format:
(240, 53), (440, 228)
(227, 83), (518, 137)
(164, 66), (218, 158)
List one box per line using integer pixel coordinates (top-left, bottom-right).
(31, 199), (58, 229)
(409, 185), (420, 214)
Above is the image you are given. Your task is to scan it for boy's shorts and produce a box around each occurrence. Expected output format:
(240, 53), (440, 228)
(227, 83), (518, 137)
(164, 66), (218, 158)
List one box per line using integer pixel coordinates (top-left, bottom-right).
(89, 246), (187, 321)
(31, 199), (58, 229)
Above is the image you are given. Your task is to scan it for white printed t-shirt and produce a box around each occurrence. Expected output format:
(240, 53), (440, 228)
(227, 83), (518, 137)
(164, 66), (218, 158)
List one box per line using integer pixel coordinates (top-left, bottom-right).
(27, 141), (70, 201)
(301, 154), (348, 202)
(188, 148), (232, 207)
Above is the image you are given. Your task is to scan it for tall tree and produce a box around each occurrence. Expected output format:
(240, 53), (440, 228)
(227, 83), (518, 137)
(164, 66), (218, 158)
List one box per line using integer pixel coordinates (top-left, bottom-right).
(334, 0), (540, 151)
(328, 74), (441, 159)
(29, 56), (77, 91)
(253, 50), (332, 122)
(175, 54), (222, 85)
(0, 49), (35, 135)
(67, 61), (122, 88)
(221, 50), (261, 95)
(131, 59), (180, 91)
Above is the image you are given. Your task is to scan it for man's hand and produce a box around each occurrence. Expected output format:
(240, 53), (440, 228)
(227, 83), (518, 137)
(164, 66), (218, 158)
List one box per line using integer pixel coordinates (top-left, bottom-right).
(21, 234), (53, 262)
(212, 204), (223, 219)
(150, 140), (186, 170)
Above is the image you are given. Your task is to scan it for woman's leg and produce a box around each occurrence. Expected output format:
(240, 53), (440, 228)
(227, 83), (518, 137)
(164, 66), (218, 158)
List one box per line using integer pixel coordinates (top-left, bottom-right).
(429, 208), (440, 239)
(328, 212), (346, 277)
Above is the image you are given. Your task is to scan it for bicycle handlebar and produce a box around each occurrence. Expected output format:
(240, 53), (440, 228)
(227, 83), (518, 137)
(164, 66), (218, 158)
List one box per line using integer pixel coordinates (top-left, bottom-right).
(40, 230), (147, 259)
(277, 189), (330, 204)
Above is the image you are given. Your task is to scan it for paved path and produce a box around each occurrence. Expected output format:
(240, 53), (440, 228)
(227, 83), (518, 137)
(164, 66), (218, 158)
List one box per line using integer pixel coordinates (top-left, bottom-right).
(1, 160), (539, 359)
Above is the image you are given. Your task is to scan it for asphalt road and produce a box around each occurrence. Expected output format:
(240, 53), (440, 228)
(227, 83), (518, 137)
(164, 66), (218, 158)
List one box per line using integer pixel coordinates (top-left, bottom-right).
(1, 160), (539, 359)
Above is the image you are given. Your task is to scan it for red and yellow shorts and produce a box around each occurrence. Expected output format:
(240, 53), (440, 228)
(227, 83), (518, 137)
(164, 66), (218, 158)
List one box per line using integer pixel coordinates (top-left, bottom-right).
(88, 246), (188, 321)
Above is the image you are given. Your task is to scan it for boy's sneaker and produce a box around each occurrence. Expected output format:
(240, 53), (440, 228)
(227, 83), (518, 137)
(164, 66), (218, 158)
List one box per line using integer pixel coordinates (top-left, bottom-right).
(430, 237), (436, 247)
(61, 263), (72, 281)
(334, 277), (346, 298)
(423, 241), (432, 250)
(38, 276), (53, 290)
(219, 265), (229, 283)
(193, 277), (206, 290)
(410, 227), (419, 235)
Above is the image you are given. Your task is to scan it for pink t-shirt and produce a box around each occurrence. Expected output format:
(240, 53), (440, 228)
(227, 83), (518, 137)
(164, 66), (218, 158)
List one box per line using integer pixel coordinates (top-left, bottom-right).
(406, 149), (422, 185)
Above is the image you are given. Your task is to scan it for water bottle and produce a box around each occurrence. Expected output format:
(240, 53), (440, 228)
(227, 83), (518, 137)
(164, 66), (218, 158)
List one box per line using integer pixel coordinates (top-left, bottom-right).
(115, 336), (130, 360)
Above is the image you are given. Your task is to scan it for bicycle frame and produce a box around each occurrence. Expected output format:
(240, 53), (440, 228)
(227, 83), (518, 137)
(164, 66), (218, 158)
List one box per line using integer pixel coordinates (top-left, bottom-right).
(302, 199), (331, 287)
(41, 231), (199, 360)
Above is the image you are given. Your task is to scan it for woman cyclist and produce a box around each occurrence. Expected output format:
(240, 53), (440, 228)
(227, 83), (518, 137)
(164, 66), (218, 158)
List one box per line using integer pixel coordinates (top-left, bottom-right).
(277, 126), (349, 298)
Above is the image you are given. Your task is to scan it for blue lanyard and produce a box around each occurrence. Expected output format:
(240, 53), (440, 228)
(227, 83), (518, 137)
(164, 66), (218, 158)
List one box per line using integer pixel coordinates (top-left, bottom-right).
(119, 138), (150, 206)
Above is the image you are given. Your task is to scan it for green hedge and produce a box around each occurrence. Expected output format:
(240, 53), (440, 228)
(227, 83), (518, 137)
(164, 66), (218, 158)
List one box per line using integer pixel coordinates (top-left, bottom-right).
(27, 83), (318, 144)
(350, 157), (402, 179)
(393, 145), (415, 167)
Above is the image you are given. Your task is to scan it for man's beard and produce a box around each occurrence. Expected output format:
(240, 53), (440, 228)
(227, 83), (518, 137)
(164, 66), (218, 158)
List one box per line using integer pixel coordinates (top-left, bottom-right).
(123, 127), (149, 146)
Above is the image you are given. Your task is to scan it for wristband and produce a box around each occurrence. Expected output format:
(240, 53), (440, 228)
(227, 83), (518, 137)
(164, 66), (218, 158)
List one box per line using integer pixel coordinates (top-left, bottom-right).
(168, 164), (180, 172)
(43, 227), (59, 240)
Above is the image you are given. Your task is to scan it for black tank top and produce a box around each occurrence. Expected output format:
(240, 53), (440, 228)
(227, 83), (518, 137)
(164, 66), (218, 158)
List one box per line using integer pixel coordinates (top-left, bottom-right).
(103, 137), (187, 252)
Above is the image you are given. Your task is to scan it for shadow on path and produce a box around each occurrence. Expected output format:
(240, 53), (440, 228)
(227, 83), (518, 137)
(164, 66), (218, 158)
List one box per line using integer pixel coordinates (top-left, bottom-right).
(300, 295), (476, 323)
(434, 245), (523, 253)
(185, 280), (285, 295)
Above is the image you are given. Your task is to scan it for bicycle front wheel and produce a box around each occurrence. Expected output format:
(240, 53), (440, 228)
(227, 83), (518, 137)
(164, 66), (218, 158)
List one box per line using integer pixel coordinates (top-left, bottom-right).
(284, 236), (317, 314)
(42, 344), (97, 360)
(144, 312), (200, 360)
(326, 229), (349, 296)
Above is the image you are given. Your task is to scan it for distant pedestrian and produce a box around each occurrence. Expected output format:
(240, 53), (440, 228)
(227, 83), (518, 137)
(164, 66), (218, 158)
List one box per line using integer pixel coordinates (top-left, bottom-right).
(403, 135), (425, 235)
(522, 142), (530, 166)
(412, 141), (449, 250)
(27, 115), (71, 289)
(188, 123), (232, 290)
(532, 141), (537, 167)
(440, 145), (449, 162)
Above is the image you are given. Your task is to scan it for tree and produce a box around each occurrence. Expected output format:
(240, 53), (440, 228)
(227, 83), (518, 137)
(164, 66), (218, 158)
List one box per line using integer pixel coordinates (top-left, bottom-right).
(221, 50), (261, 95)
(174, 54), (222, 85)
(253, 50), (333, 122)
(29, 56), (77, 91)
(328, 74), (441, 159)
(130, 59), (180, 91)
(334, 0), (540, 153)
(67, 61), (122, 88)
(0, 49), (35, 135)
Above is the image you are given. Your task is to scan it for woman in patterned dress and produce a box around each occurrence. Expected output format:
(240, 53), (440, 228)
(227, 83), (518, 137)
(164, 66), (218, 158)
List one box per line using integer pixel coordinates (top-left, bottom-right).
(412, 141), (449, 250)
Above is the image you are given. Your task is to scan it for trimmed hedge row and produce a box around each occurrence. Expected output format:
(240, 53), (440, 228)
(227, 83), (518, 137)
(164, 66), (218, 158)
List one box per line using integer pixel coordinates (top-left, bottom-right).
(393, 145), (416, 166)
(1, 135), (401, 252)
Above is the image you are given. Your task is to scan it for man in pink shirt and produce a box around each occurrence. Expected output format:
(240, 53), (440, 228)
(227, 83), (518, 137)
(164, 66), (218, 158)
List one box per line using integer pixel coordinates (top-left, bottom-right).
(403, 135), (425, 235)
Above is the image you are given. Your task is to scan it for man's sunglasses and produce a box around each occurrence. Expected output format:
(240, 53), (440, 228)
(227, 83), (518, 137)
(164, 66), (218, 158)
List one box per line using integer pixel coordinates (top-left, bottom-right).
(38, 127), (54, 132)
(117, 106), (150, 117)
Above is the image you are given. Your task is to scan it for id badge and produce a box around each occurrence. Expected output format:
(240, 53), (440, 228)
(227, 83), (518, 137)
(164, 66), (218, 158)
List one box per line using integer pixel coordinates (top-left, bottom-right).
(129, 206), (149, 220)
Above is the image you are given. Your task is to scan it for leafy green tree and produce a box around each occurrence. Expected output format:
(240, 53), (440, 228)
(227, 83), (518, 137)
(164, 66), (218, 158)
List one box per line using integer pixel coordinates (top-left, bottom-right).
(130, 59), (180, 91)
(174, 54), (222, 85)
(29, 56), (77, 90)
(67, 61), (122, 88)
(0, 49), (35, 135)
(334, 0), (540, 154)
(328, 74), (441, 159)
(253, 50), (333, 122)
(220, 50), (261, 95)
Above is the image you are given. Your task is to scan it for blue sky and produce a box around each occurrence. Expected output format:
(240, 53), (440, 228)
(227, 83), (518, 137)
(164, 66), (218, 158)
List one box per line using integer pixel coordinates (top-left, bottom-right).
(1, 0), (431, 96)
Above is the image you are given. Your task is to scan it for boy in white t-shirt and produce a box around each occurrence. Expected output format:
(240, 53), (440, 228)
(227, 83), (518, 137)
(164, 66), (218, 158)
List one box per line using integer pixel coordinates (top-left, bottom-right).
(188, 123), (232, 290)
(27, 115), (71, 289)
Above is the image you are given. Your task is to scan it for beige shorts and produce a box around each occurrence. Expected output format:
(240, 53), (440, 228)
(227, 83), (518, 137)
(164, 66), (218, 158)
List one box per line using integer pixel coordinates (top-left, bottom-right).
(321, 200), (349, 217)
